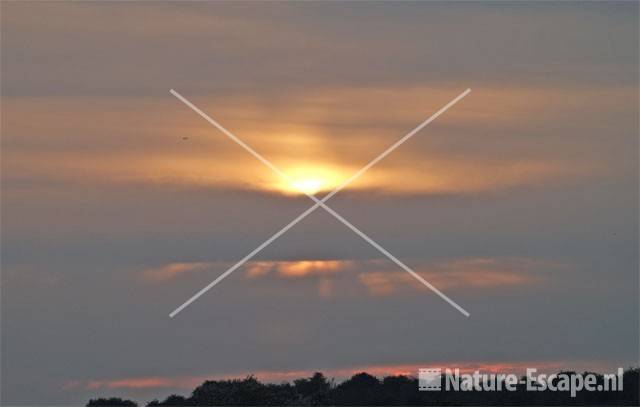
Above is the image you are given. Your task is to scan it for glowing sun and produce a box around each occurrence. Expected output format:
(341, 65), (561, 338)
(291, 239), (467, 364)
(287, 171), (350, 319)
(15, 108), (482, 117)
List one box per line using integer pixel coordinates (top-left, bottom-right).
(275, 165), (345, 196)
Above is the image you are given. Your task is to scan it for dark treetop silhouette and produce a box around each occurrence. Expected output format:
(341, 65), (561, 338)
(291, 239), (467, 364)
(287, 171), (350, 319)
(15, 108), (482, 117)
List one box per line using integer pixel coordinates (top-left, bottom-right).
(87, 368), (639, 406)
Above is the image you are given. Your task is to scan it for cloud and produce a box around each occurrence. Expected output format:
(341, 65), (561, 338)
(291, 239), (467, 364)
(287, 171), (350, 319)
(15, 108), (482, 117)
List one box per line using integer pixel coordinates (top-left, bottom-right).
(359, 257), (551, 296)
(245, 260), (352, 298)
(64, 358), (614, 391)
(140, 262), (223, 283)
(140, 257), (551, 299)
(4, 84), (631, 203)
(246, 260), (355, 278)
(2, 5), (637, 406)
(141, 260), (354, 283)
(140, 260), (351, 298)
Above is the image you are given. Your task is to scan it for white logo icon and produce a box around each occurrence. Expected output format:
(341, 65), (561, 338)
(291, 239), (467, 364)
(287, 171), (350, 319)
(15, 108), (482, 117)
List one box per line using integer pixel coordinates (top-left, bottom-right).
(419, 368), (442, 391)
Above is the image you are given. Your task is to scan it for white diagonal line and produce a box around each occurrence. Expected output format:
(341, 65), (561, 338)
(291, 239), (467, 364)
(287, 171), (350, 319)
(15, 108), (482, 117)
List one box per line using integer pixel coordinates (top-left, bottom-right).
(318, 88), (471, 203)
(169, 88), (470, 318)
(170, 87), (470, 316)
(169, 89), (289, 181)
(168, 200), (325, 318)
(311, 204), (470, 317)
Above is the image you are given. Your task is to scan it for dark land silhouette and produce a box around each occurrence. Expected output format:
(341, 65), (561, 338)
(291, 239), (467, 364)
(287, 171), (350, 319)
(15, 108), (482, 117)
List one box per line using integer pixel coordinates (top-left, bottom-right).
(86, 368), (639, 406)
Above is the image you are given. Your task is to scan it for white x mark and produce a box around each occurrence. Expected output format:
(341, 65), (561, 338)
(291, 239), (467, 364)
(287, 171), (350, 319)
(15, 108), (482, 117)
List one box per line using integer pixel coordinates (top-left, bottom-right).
(169, 88), (471, 318)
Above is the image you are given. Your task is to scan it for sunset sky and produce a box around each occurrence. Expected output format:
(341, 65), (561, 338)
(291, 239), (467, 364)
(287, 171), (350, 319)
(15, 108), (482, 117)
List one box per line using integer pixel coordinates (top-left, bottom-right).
(1, 2), (638, 405)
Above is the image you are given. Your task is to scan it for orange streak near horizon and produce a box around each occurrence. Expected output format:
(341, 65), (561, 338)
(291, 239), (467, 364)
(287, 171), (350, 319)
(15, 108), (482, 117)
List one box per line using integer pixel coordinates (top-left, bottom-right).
(65, 360), (616, 391)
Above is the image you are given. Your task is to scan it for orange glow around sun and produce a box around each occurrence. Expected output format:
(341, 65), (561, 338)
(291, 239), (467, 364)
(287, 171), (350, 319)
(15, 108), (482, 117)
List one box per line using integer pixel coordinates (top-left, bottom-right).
(272, 164), (347, 196)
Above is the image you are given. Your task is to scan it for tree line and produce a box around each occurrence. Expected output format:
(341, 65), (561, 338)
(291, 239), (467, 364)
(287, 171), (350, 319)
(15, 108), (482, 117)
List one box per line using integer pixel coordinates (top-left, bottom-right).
(87, 368), (639, 406)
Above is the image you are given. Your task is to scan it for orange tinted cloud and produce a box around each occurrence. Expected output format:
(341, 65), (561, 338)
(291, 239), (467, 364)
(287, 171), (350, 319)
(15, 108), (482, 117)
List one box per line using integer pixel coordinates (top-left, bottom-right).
(65, 359), (613, 391)
(5, 84), (628, 198)
(141, 257), (553, 296)
(245, 260), (351, 297)
(140, 262), (220, 283)
(244, 257), (546, 295)
(247, 260), (354, 278)
(359, 257), (548, 296)
(140, 260), (351, 298)
(141, 260), (353, 282)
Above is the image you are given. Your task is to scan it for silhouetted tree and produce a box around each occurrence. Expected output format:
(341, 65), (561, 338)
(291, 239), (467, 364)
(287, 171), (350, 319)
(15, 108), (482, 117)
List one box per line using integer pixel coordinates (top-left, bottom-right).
(190, 376), (267, 405)
(334, 372), (383, 405)
(261, 383), (301, 406)
(380, 375), (418, 405)
(90, 367), (640, 406)
(147, 394), (190, 406)
(294, 372), (333, 405)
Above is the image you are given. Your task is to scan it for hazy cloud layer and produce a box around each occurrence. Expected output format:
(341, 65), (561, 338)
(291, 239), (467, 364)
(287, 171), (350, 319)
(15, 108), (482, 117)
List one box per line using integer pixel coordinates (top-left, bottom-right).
(1, 2), (638, 405)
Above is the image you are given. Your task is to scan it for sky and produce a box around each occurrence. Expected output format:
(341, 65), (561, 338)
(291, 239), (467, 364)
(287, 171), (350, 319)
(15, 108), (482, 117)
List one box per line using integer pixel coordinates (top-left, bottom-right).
(1, 1), (639, 405)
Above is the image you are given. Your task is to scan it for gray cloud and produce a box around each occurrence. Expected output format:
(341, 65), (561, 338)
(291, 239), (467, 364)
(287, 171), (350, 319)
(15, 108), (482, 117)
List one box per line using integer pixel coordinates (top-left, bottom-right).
(1, 2), (638, 405)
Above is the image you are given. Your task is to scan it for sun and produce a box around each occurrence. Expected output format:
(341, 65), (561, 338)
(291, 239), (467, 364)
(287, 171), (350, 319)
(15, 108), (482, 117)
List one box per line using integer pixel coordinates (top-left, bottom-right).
(274, 165), (345, 196)
(291, 178), (325, 195)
